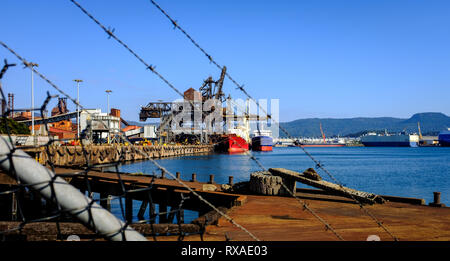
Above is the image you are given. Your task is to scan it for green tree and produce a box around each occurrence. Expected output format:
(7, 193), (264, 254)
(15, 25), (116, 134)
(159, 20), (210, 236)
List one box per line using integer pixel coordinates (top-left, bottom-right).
(0, 118), (31, 135)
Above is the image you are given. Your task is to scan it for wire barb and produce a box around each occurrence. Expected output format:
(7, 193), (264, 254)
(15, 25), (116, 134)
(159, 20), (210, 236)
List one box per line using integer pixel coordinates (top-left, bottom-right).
(0, 40), (260, 241)
(66, 0), (349, 241)
(147, 0), (399, 241)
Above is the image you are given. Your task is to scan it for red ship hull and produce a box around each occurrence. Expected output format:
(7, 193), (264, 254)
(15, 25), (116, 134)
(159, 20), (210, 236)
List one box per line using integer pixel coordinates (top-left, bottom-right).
(252, 145), (273, 151)
(216, 134), (249, 152)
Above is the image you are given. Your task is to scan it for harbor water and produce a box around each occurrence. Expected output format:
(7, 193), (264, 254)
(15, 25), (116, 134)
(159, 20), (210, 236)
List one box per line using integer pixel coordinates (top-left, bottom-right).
(108, 146), (450, 223)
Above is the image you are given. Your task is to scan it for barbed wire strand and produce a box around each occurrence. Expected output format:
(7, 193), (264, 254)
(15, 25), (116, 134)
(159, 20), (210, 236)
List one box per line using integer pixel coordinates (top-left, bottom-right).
(0, 66), (72, 240)
(0, 56), (152, 241)
(0, 75), (190, 241)
(148, 0), (398, 241)
(0, 40), (260, 241)
(65, 0), (348, 240)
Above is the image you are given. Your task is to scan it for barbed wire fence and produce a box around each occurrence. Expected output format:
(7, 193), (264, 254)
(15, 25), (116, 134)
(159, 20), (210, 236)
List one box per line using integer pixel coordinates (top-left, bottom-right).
(0, 43), (340, 243)
(69, 0), (397, 241)
(66, 0), (350, 240)
(148, 0), (398, 241)
(0, 59), (225, 241)
(0, 0), (399, 241)
(0, 58), (150, 241)
(0, 11), (339, 241)
(0, 41), (262, 241)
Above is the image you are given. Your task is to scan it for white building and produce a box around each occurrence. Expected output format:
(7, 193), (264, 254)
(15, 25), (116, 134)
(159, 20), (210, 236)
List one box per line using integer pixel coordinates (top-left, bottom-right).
(80, 109), (120, 142)
(123, 125), (157, 140)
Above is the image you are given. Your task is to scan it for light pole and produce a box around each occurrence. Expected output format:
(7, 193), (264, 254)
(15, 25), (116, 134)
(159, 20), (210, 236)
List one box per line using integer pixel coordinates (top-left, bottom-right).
(105, 90), (112, 144)
(28, 62), (39, 136)
(105, 90), (112, 114)
(73, 79), (83, 139)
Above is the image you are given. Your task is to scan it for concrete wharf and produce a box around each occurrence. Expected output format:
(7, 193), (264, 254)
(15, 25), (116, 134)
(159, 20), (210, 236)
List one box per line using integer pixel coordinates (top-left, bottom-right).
(23, 144), (214, 167)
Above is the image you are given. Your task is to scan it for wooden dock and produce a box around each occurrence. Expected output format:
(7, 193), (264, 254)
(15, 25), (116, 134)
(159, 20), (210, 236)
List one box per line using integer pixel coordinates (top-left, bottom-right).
(55, 168), (450, 241)
(1, 167), (449, 241)
(197, 193), (450, 241)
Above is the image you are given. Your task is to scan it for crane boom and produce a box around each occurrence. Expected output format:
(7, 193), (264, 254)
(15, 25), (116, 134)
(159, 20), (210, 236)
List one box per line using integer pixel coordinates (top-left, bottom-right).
(418, 122), (423, 140)
(214, 66), (227, 102)
(320, 123), (326, 143)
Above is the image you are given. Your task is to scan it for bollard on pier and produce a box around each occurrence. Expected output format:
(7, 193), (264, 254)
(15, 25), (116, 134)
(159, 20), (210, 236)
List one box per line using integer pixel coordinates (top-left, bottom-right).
(429, 192), (446, 207)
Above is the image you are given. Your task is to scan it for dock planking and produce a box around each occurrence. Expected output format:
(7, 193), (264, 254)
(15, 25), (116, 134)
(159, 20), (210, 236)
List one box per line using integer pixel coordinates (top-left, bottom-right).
(71, 169), (449, 241)
(53, 168), (246, 215)
(194, 194), (450, 241)
(1, 167), (449, 241)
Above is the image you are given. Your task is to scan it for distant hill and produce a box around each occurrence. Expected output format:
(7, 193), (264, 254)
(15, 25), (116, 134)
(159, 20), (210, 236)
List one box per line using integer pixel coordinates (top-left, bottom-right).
(279, 112), (450, 137)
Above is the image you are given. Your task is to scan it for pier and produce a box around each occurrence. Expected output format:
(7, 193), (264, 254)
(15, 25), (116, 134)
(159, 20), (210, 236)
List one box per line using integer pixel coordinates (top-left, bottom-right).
(1, 0), (450, 246)
(1, 164), (449, 241)
(199, 191), (450, 241)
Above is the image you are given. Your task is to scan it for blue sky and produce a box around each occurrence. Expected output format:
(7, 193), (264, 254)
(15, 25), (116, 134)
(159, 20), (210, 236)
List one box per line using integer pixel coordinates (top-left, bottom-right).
(1, 0), (449, 122)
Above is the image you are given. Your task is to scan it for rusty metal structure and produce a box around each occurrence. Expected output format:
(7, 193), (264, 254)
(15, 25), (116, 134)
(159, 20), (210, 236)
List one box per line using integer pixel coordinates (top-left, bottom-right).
(199, 66), (226, 103)
(139, 67), (229, 144)
(51, 97), (69, 116)
(139, 101), (172, 121)
(139, 101), (175, 143)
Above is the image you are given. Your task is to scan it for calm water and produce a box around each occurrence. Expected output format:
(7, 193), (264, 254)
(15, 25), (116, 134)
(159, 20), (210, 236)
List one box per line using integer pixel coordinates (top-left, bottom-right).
(108, 147), (450, 223)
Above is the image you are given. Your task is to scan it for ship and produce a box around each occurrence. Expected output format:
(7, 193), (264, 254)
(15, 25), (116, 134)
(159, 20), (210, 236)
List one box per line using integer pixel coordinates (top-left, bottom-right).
(360, 131), (419, 147)
(438, 128), (450, 147)
(215, 134), (249, 153)
(251, 136), (273, 151)
(251, 129), (273, 151)
(298, 123), (345, 147)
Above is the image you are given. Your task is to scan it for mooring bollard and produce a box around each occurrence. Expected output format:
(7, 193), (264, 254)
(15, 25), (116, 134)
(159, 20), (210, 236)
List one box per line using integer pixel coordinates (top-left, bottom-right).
(434, 192), (441, 204)
(191, 173), (197, 182)
(176, 171), (181, 180)
(209, 174), (215, 184)
(429, 191), (446, 207)
(229, 176), (234, 186)
(161, 169), (165, 179)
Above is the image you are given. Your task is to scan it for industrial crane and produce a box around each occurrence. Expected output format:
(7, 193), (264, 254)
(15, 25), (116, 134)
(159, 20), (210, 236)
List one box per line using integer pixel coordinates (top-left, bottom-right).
(320, 123), (326, 143)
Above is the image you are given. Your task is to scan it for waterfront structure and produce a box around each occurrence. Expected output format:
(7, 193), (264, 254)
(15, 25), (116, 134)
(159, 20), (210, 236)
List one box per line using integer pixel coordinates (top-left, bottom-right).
(50, 97), (76, 140)
(298, 124), (346, 147)
(299, 141), (346, 147)
(273, 137), (350, 147)
(360, 132), (419, 147)
(80, 108), (120, 143)
(138, 67), (267, 145)
(123, 124), (158, 141)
